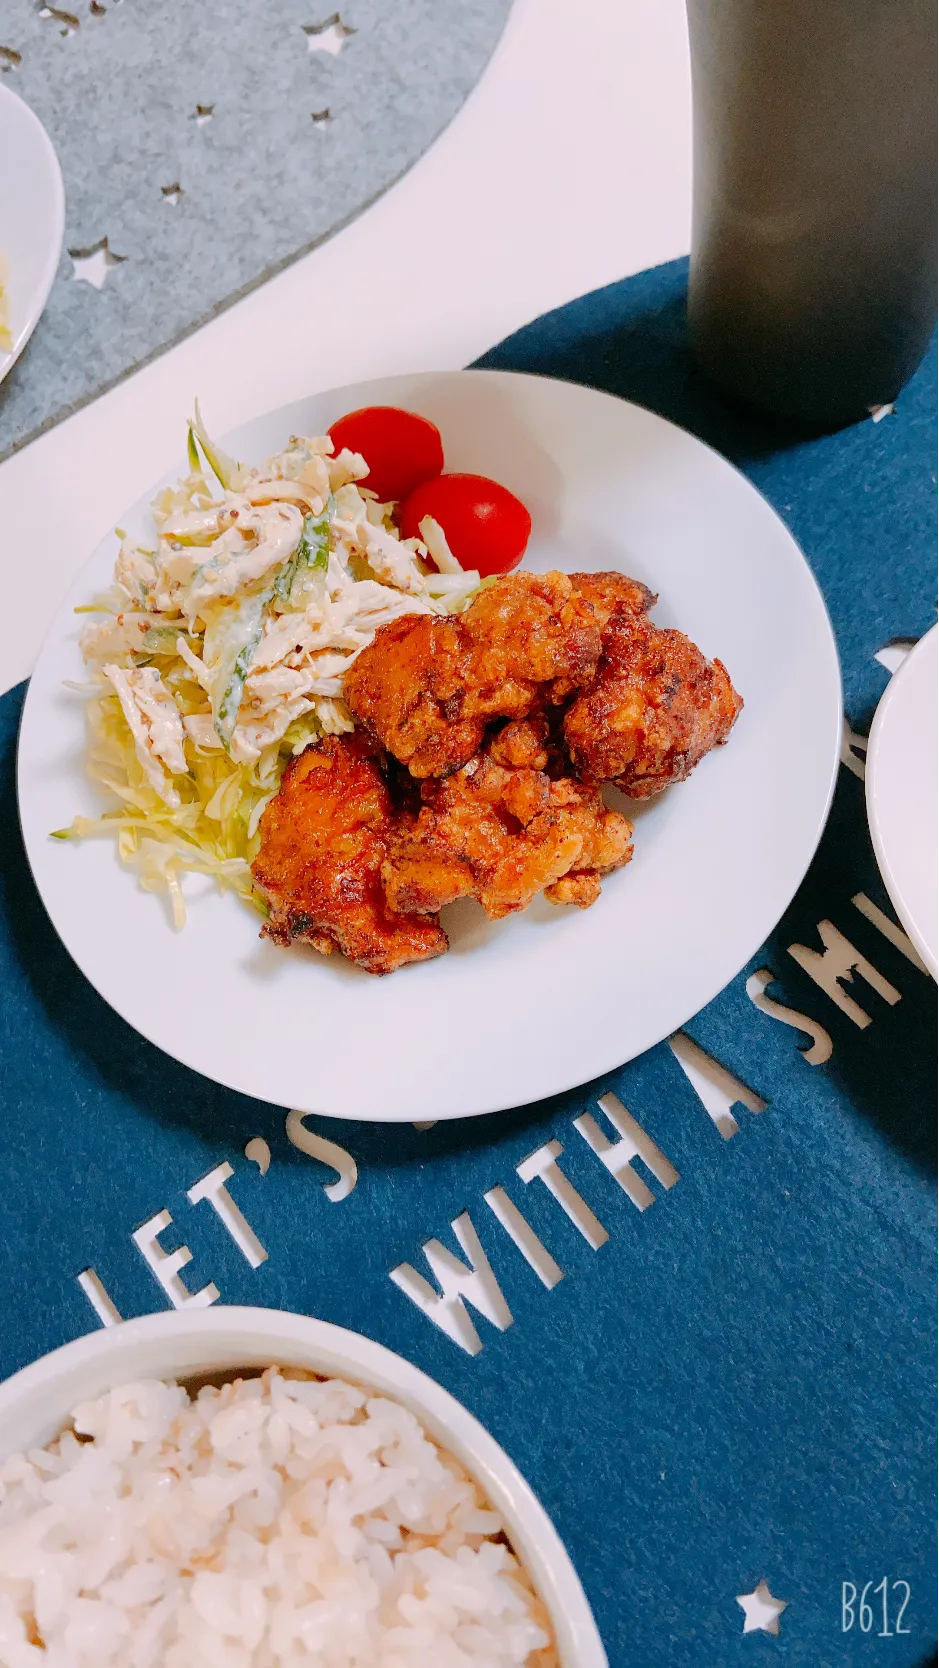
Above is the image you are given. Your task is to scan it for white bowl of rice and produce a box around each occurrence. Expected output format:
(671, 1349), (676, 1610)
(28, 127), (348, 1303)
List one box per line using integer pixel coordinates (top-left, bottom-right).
(0, 1307), (607, 1667)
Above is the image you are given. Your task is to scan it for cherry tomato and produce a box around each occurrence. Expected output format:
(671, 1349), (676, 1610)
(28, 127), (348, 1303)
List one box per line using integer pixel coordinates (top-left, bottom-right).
(399, 473), (532, 577)
(327, 406), (444, 504)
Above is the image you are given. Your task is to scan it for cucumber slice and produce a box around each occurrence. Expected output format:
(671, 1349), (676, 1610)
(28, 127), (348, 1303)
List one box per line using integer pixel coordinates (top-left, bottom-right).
(191, 400), (246, 492)
(204, 592), (268, 749)
(206, 501), (332, 748)
(274, 500), (332, 609)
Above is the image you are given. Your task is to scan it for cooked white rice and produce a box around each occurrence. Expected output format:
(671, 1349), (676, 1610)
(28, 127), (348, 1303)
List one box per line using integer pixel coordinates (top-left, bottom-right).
(0, 1369), (556, 1667)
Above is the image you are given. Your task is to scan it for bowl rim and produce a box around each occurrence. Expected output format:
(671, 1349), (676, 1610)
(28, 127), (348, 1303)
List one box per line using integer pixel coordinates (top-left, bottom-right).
(0, 82), (66, 382)
(0, 1305), (608, 1668)
(864, 622), (938, 979)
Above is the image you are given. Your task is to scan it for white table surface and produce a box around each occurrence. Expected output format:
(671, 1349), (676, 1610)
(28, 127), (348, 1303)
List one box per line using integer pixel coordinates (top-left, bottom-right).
(0, 0), (691, 699)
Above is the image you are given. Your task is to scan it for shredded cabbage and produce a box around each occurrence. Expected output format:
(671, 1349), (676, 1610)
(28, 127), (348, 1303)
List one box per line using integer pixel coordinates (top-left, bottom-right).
(54, 693), (322, 927)
(61, 409), (480, 925)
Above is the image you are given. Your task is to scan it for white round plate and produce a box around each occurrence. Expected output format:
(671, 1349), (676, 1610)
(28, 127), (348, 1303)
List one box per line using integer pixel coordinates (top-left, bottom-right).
(18, 370), (842, 1120)
(0, 1307), (607, 1667)
(0, 84), (65, 385)
(865, 624), (938, 978)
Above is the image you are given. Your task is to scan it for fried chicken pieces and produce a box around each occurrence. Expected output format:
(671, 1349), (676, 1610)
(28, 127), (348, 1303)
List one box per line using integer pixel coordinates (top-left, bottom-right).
(342, 571), (601, 778)
(252, 733), (447, 974)
(563, 606), (743, 800)
(383, 723), (633, 921)
(252, 571), (742, 973)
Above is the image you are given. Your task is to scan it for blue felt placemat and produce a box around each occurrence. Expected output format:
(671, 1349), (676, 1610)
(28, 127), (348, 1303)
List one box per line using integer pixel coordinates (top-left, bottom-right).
(1, 258), (936, 1666)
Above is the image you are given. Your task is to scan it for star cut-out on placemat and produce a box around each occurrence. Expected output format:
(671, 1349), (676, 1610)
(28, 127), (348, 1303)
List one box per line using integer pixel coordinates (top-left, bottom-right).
(69, 238), (127, 290)
(303, 14), (356, 55)
(737, 1581), (788, 1635)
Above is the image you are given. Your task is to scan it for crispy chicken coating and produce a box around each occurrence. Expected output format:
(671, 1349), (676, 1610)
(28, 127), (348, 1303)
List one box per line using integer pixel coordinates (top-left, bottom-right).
(340, 613), (478, 780)
(459, 571), (601, 704)
(251, 733), (448, 974)
(381, 743), (633, 920)
(486, 717), (554, 772)
(563, 611), (743, 798)
(343, 571), (601, 778)
(568, 571), (657, 630)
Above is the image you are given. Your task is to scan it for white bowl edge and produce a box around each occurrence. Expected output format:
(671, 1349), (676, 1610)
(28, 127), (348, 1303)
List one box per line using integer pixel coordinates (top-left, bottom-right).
(865, 624), (939, 979)
(0, 1306), (608, 1668)
(0, 84), (65, 383)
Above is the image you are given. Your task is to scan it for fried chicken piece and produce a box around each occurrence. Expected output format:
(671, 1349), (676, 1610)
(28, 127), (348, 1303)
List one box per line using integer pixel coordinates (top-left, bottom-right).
(563, 611), (743, 799)
(340, 613), (478, 781)
(343, 571), (601, 778)
(459, 570), (601, 705)
(251, 733), (448, 974)
(486, 716), (556, 772)
(382, 745), (632, 920)
(568, 571), (657, 630)
(543, 870), (603, 908)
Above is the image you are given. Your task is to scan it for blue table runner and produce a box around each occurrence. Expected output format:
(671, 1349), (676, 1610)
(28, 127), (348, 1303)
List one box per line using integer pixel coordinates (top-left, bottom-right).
(0, 258), (935, 1666)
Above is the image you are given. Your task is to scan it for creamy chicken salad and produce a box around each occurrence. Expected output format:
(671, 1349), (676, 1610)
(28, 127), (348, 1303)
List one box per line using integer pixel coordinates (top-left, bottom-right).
(58, 409), (480, 924)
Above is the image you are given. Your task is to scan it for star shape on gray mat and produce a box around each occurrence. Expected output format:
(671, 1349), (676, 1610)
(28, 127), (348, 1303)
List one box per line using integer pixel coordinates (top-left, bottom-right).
(737, 1581), (788, 1635)
(69, 238), (127, 290)
(303, 14), (356, 55)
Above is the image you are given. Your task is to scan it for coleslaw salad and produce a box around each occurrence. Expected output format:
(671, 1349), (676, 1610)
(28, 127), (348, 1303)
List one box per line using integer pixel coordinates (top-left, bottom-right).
(55, 408), (479, 926)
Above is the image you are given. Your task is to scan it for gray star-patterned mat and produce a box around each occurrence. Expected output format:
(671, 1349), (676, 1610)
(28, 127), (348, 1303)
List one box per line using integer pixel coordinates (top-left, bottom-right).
(0, 0), (512, 459)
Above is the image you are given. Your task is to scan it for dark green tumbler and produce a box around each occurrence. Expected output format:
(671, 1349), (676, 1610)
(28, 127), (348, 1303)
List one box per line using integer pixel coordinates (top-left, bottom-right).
(686, 0), (937, 427)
